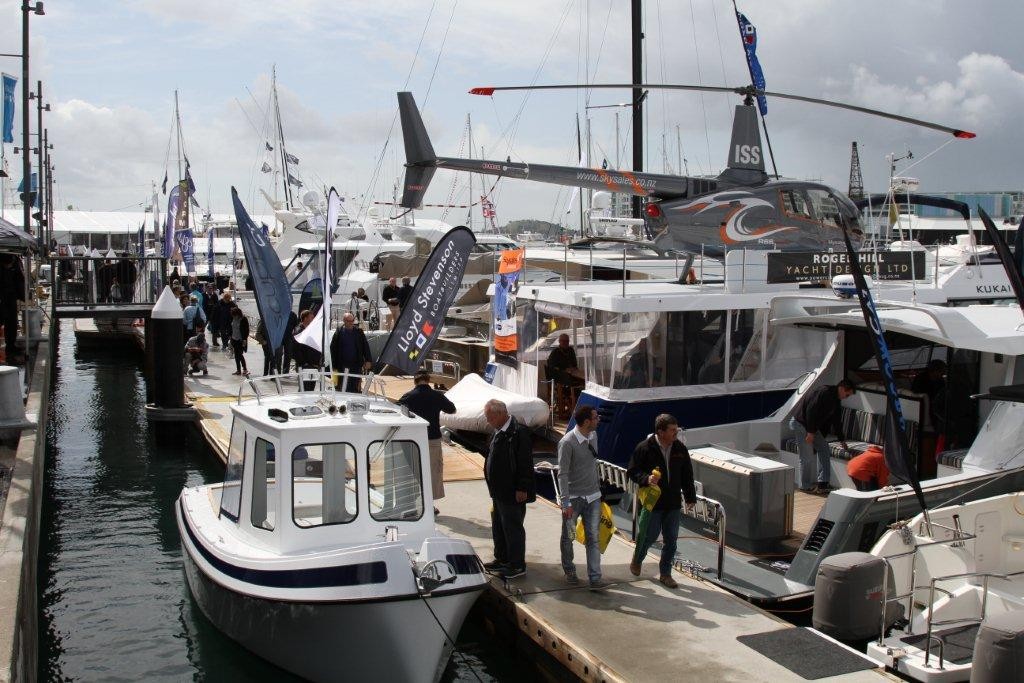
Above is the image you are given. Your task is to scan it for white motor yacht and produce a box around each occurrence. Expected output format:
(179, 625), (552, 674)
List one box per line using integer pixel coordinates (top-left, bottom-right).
(863, 490), (1024, 682)
(176, 376), (486, 683)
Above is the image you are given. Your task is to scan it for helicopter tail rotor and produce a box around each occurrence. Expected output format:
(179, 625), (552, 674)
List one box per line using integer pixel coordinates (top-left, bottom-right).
(398, 91), (437, 209)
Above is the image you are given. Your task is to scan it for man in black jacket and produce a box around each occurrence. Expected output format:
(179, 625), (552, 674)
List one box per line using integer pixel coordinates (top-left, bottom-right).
(399, 371), (456, 513)
(483, 399), (535, 579)
(0, 255), (24, 361)
(626, 414), (696, 589)
(397, 276), (413, 309)
(329, 312), (373, 393)
(789, 380), (856, 493)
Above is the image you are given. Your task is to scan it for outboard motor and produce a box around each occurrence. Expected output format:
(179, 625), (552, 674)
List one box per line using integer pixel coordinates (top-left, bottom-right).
(812, 552), (901, 642)
(971, 611), (1024, 683)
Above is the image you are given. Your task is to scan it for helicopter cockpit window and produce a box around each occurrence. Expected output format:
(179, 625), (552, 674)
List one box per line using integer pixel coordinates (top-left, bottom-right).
(807, 189), (843, 228)
(780, 190), (812, 219)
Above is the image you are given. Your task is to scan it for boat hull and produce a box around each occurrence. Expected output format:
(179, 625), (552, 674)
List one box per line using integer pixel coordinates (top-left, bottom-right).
(178, 509), (482, 683)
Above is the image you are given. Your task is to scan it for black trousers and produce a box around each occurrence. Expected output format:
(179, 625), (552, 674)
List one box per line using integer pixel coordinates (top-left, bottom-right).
(491, 500), (527, 569)
(1, 303), (17, 356)
(262, 344), (282, 375)
(231, 339), (247, 373)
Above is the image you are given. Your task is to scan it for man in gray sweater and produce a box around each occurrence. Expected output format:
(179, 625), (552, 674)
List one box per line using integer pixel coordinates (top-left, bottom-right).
(557, 404), (609, 590)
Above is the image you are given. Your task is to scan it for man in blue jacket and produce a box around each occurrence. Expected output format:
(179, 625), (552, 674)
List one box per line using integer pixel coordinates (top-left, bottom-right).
(482, 399), (535, 580)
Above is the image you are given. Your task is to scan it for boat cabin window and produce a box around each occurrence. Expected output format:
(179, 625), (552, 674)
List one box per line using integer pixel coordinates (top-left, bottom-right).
(219, 424), (246, 522)
(251, 438), (276, 531)
(292, 443), (358, 527)
(368, 440), (424, 522)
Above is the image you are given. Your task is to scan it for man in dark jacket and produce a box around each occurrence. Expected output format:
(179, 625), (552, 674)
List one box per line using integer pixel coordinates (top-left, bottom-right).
(281, 310), (299, 373)
(214, 291), (235, 349)
(328, 312), (373, 393)
(626, 414), (696, 589)
(399, 371), (456, 512)
(789, 380), (856, 493)
(0, 255), (24, 361)
(382, 276), (401, 330)
(483, 399), (535, 579)
(397, 276), (413, 309)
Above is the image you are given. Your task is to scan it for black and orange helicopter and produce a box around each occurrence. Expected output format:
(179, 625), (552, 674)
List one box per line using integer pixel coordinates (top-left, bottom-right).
(397, 84), (974, 257)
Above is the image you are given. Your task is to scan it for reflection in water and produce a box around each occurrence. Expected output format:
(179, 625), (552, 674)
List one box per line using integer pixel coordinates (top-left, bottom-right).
(39, 321), (520, 681)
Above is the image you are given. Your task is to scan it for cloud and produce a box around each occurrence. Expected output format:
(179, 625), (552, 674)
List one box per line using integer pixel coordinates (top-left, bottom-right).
(11, 0), (1023, 225)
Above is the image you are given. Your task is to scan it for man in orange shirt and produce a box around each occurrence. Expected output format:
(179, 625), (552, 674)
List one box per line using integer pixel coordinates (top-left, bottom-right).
(847, 445), (890, 491)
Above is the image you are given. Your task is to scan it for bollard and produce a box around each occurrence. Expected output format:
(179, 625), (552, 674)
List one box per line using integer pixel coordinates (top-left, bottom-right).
(145, 286), (196, 422)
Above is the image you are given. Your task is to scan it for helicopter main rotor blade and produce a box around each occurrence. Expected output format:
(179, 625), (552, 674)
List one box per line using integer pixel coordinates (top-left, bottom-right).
(470, 84), (976, 139)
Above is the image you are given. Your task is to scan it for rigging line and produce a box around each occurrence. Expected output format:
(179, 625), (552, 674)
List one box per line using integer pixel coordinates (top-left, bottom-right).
(355, 0), (439, 221)
(710, 0), (732, 123)
(420, 0), (458, 110)
(498, 0), (576, 160)
(656, 0), (669, 172)
(687, 0), (712, 173)
(589, 0), (615, 80)
(233, 98), (265, 140)
(898, 137), (955, 175)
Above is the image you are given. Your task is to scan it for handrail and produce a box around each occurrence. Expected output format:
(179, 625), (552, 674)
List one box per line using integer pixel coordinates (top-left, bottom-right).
(876, 530), (981, 645)
(236, 370), (389, 406)
(579, 459), (727, 581)
(923, 568), (1024, 668)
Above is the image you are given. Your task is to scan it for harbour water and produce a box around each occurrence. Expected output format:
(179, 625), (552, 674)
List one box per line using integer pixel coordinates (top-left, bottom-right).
(37, 321), (526, 681)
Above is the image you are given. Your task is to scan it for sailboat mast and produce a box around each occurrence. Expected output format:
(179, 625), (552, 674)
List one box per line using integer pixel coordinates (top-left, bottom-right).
(630, 0), (644, 219)
(272, 68), (293, 208)
(174, 90), (183, 181)
(466, 114), (474, 231)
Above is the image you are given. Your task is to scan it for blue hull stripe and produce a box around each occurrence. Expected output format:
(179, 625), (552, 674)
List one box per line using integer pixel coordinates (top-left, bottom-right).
(179, 498), (388, 588)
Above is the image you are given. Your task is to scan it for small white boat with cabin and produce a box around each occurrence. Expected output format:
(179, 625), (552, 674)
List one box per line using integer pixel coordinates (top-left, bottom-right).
(176, 375), (486, 682)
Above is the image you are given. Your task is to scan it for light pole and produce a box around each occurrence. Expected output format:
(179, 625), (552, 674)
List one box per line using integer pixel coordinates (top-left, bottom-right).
(21, 2), (44, 237)
(30, 80), (49, 250)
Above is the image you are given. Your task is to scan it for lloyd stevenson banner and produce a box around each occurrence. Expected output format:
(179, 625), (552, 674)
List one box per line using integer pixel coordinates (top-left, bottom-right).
(767, 250), (926, 284)
(377, 226), (476, 374)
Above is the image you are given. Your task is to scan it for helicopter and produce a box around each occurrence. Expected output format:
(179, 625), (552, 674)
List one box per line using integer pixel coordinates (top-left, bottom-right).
(397, 84), (974, 257)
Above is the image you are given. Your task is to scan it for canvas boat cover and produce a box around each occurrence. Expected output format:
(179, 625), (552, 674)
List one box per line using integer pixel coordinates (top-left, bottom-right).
(440, 372), (550, 433)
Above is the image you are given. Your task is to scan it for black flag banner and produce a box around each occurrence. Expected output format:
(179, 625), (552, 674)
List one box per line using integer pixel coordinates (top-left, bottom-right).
(377, 226), (476, 374)
(839, 215), (927, 510)
(979, 206), (1024, 311)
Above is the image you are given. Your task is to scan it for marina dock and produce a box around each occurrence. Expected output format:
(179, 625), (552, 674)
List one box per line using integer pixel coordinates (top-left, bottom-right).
(186, 344), (890, 682)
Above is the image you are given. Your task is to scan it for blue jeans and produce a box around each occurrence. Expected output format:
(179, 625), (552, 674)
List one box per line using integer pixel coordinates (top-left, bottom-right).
(560, 496), (602, 582)
(636, 507), (681, 576)
(790, 417), (831, 489)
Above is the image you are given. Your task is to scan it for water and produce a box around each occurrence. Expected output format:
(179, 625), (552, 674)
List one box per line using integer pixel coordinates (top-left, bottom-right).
(38, 321), (525, 681)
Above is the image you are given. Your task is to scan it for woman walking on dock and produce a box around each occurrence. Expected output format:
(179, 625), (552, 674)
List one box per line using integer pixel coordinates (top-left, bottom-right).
(229, 307), (249, 377)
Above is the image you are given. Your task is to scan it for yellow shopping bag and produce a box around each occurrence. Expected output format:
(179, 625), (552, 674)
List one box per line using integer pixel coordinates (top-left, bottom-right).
(575, 501), (617, 553)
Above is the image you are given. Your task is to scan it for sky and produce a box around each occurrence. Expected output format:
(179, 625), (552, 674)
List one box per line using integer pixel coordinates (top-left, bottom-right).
(1, 0), (1022, 227)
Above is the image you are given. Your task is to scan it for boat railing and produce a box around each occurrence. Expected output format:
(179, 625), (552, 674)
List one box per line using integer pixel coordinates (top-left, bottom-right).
(920, 568), (1024, 669)
(536, 460), (727, 580)
(237, 370), (389, 405)
(877, 530), (981, 645)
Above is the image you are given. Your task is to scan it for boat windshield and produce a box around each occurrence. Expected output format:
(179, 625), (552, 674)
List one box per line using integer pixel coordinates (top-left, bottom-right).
(520, 304), (831, 390)
(292, 443), (358, 527)
(368, 440), (424, 521)
(219, 423), (246, 522)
